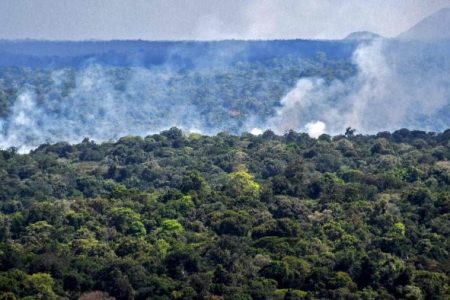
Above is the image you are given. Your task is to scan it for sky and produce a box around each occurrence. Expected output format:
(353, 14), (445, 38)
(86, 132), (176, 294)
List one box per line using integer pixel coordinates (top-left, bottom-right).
(0, 0), (449, 40)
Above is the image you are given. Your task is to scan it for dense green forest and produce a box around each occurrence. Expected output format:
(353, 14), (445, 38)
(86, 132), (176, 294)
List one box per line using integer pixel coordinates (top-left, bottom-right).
(0, 128), (449, 299)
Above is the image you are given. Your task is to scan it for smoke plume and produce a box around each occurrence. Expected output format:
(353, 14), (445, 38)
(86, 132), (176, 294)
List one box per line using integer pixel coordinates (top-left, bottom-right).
(0, 66), (209, 152)
(264, 39), (450, 136)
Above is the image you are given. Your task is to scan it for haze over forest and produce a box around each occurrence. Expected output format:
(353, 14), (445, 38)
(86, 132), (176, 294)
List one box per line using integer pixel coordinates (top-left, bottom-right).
(0, 5), (449, 151)
(0, 1), (449, 300)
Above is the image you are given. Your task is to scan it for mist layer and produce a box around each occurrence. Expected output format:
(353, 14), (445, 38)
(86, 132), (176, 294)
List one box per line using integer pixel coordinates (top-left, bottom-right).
(0, 39), (449, 152)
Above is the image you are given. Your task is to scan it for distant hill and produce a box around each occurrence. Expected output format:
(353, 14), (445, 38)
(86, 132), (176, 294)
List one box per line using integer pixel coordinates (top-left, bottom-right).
(398, 7), (450, 40)
(0, 39), (357, 68)
(344, 31), (382, 41)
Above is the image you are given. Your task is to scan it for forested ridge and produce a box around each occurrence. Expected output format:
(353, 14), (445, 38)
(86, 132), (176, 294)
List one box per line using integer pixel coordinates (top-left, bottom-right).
(0, 56), (356, 145)
(0, 128), (449, 299)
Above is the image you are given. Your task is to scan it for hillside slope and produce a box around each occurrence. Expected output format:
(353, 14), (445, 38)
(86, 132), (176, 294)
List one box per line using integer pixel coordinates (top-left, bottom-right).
(0, 128), (449, 299)
(344, 31), (382, 40)
(398, 7), (450, 40)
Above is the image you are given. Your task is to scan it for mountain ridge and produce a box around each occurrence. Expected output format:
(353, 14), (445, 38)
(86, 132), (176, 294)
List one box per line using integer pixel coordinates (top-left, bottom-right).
(397, 7), (450, 40)
(344, 31), (382, 40)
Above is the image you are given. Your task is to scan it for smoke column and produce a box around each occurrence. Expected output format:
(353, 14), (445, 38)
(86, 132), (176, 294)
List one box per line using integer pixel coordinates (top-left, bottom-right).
(264, 38), (450, 136)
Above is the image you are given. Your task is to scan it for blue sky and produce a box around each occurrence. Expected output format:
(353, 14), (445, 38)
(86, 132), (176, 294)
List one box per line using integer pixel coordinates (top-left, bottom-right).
(0, 0), (449, 40)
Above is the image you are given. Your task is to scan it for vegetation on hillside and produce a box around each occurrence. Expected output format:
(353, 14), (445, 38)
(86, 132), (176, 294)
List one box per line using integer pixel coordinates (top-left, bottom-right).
(0, 55), (355, 139)
(0, 128), (449, 299)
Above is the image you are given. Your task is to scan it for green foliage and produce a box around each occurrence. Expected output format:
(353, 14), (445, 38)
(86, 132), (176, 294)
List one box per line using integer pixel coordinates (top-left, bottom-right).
(0, 129), (449, 299)
(226, 170), (261, 202)
(24, 273), (58, 300)
(393, 222), (406, 236)
(160, 219), (184, 233)
(109, 207), (143, 235)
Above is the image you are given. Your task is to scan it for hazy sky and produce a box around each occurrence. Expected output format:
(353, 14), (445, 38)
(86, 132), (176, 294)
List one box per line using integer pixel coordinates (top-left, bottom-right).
(0, 0), (449, 40)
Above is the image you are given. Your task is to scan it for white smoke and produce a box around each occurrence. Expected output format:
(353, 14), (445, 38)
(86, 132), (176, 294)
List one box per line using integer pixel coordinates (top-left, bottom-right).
(250, 128), (263, 135)
(0, 39), (449, 151)
(304, 121), (326, 138)
(265, 38), (450, 136)
(0, 65), (210, 152)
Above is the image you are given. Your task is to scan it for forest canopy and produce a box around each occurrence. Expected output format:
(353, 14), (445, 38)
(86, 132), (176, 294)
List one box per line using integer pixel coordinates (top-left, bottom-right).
(0, 128), (449, 299)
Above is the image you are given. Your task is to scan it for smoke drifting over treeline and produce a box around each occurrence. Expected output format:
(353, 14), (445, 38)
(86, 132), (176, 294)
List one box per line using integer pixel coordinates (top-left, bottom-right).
(264, 39), (450, 137)
(0, 39), (449, 152)
(0, 66), (215, 152)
